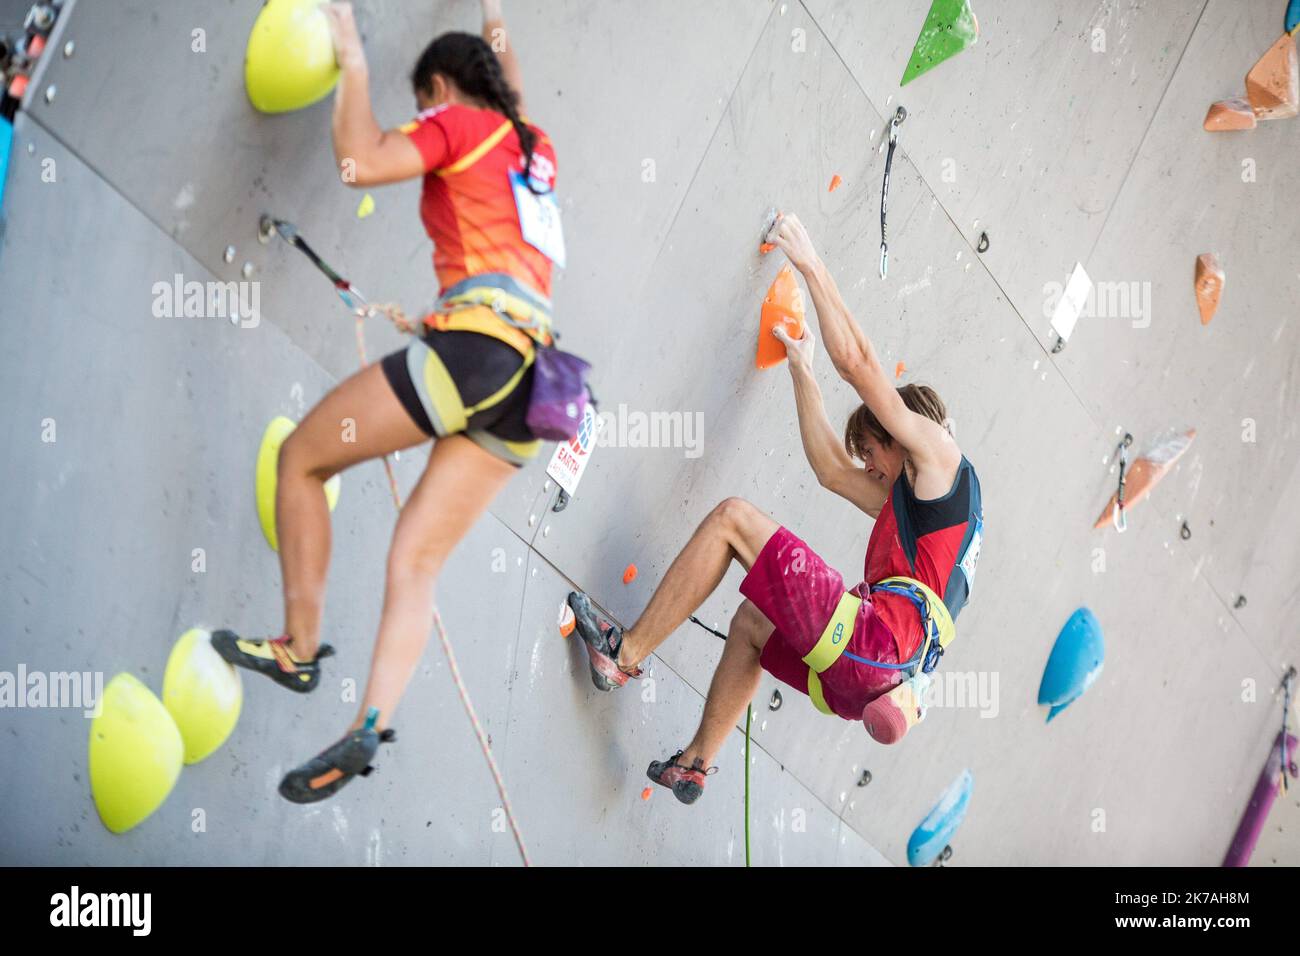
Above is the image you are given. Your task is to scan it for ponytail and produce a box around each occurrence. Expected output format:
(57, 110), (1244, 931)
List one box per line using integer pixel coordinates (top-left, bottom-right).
(411, 33), (544, 194)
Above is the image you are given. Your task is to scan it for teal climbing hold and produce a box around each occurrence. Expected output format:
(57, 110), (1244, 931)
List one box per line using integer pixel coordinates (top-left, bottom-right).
(900, 0), (980, 87)
(1287, 0), (1300, 35)
(907, 769), (973, 866)
(1037, 608), (1104, 723)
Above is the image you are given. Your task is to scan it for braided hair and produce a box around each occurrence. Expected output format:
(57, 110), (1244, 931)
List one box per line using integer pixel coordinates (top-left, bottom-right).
(411, 32), (544, 194)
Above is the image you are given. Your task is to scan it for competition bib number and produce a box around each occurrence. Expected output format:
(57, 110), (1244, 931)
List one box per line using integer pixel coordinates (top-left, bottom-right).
(510, 170), (566, 268)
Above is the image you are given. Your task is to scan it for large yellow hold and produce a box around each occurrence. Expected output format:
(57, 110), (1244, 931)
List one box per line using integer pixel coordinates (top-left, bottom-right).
(257, 416), (340, 552)
(245, 0), (340, 114)
(163, 629), (243, 764)
(89, 674), (184, 834)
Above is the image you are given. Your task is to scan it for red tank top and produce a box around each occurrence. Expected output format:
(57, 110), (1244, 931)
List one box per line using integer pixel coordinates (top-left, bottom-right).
(860, 457), (983, 661)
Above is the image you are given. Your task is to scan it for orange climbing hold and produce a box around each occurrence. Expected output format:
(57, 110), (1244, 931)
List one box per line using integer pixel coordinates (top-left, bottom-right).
(623, 564), (638, 585)
(641, 787), (653, 801)
(759, 242), (776, 255)
(1245, 33), (1299, 120)
(1195, 254), (1224, 325)
(828, 174), (843, 192)
(558, 601), (576, 638)
(1093, 430), (1196, 530)
(1203, 97), (1257, 131)
(895, 361), (906, 379)
(756, 265), (806, 370)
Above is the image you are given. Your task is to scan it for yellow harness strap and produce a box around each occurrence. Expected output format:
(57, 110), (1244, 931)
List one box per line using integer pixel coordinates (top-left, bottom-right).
(802, 592), (863, 715)
(801, 576), (956, 717)
(425, 305), (543, 356)
(438, 119), (514, 177)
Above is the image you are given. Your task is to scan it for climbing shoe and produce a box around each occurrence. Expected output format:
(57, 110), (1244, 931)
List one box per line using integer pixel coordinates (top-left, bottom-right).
(567, 591), (640, 691)
(647, 750), (716, 805)
(279, 708), (396, 804)
(211, 630), (333, 694)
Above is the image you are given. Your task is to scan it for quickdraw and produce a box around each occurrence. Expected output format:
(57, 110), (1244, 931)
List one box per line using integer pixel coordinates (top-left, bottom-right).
(1110, 432), (1134, 532)
(879, 105), (907, 279)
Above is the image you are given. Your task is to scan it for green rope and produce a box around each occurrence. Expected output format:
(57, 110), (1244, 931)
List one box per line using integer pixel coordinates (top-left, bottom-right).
(744, 702), (752, 867)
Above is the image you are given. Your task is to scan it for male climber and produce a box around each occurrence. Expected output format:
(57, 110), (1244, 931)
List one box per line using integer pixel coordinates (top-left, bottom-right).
(567, 213), (983, 805)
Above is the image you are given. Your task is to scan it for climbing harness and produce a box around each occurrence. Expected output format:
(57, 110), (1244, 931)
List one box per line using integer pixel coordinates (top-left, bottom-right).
(427, 272), (554, 352)
(1110, 433), (1134, 532)
(802, 576), (955, 717)
(879, 105), (907, 280)
(260, 213), (531, 865)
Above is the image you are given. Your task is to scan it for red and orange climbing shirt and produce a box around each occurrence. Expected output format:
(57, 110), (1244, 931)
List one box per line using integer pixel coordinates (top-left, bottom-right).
(400, 103), (558, 297)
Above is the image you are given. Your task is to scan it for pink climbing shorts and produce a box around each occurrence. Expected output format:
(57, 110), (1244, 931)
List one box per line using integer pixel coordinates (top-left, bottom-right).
(740, 527), (903, 720)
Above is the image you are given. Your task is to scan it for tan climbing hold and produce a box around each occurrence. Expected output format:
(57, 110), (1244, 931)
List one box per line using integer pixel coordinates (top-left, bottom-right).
(1203, 97), (1257, 131)
(1195, 254), (1224, 326)
(1245, 33), (1299, 120)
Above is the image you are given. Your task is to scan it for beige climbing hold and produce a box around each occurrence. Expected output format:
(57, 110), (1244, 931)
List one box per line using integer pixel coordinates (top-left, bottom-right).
(1195, 254), (1224, 326)
(1245, 33), (1299, 120)
(1203, 97), (1257, 131)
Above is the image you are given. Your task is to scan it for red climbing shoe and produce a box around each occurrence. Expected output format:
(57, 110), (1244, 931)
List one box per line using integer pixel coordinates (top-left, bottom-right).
(212, 630), (333, 694)
(647, 750), (716, 805)
(567, 591), (640, 691)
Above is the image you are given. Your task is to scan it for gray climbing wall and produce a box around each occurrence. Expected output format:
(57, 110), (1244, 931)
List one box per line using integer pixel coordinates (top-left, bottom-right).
(0, 0), (1296, 865)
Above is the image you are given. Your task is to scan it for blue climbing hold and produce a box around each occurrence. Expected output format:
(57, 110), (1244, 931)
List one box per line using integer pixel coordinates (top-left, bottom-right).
(907, 769), (973, 866)
(1038, 607), (1104, 722)
(1287, 0), (1300, 35)
(0, 115), (13, 215)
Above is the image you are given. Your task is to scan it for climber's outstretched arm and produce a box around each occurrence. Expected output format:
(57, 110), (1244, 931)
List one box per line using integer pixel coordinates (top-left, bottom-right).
(774, 324), (888, 518)
(482, 0), (527, 114)
(771, 214), (960, 490)
(323, 3), (425, 187)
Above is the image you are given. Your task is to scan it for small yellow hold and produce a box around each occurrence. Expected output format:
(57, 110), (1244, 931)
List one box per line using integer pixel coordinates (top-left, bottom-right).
(257, 416), (340, 552)
(163, 628), (243, 764)
(357, 193), (376, 219)
(89, 674), (184, 834)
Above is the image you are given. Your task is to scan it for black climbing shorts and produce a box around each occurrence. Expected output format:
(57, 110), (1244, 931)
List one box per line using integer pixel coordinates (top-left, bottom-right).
(381, 329), (540, 467)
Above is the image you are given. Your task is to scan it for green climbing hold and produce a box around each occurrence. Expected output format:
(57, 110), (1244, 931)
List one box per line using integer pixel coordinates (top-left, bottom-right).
(900, 0), (980, 87)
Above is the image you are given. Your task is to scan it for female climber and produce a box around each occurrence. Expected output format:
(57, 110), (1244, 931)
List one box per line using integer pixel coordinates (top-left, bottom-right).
(568, 213), (983, 805)
(214, 0), (567, 802)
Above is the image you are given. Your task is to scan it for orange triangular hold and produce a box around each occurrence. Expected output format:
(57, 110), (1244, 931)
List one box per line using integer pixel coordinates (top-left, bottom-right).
(756, 265), (806, 369)
(1195, 253), (1224, 325)
(1203, 97), (1257, 131)
(1245, 33), (1299, 120)
(1093, 430), (1196, 530)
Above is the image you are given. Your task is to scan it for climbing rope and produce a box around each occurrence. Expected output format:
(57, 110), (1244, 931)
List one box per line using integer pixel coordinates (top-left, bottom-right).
(688, 614), (751, 866)
(745, 702), (752, 868)
(263, 215), (531, 866)
(433, 607), (531, 865)
(1281, 667), (1296, 795)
